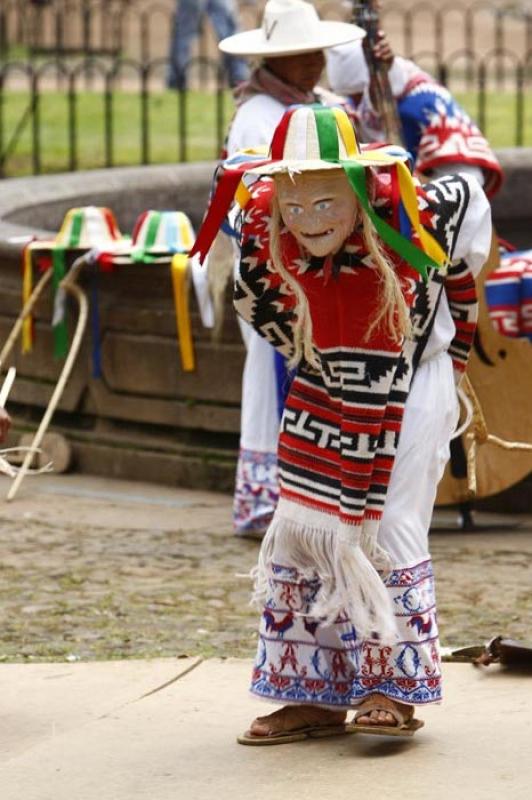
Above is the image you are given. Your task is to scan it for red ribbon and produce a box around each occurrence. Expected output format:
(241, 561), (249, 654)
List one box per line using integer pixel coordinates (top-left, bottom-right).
(189, 160), (270, 263)
(270, 106), (297, 160)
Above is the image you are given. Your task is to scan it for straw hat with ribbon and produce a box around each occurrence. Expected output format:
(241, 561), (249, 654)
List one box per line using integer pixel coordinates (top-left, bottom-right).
(219, 0), (365, 58)
(190, 104), (449, 279)
(22, 207), (127, 359)
(125, 210), (198, 372)
(131, 210), (195, 372)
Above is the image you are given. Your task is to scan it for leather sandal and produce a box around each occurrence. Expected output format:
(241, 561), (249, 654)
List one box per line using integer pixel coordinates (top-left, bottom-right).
(237, 705), (351, 746)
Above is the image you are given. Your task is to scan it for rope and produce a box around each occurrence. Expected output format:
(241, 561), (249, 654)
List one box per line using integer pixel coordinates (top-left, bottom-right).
(0, 448), (53, 478)
(6, 254), (90, 502)
(461, 373), (532, 495)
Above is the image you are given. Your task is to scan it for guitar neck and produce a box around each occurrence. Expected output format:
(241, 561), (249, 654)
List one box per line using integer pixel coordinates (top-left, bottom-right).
(351, 1), (404, 146)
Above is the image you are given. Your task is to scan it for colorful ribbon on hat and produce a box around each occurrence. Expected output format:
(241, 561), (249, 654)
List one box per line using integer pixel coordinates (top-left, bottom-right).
(132, 210), (196, 372)
(21, 241), (37, 353)
(20, 208), (84, 358)
(52, 209), (84, 357)
(21, 208), (112, 359)
(21, 241), (69, 357)
(169, 213), (195, 372)
(190, 150), (271, 264)
(190, 107), (448, 282)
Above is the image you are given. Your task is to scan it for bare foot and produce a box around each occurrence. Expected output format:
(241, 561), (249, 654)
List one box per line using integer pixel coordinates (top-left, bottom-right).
(354, 693), (414, 727)
(249, 705), (347, 737)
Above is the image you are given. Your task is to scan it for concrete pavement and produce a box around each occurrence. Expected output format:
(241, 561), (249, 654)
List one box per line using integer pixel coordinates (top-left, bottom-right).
(0, 473), (531, 798)
(1, 657), (531, 800)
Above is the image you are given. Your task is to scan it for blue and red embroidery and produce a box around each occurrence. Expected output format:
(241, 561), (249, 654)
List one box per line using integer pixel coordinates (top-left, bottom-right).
(250, 559), (442, 708)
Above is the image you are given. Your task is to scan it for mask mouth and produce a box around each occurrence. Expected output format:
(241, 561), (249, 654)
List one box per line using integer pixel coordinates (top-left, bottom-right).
(301, 229), (334, 239)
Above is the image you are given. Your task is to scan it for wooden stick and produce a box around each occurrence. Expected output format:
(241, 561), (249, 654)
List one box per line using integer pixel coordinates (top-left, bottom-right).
(6, 256), (90, 501)
(0, 367), (16, 408)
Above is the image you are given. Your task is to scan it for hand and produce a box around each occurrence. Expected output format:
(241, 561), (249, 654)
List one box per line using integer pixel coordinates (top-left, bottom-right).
(0, 408), (11, 443)
(372, 30), (394, 72)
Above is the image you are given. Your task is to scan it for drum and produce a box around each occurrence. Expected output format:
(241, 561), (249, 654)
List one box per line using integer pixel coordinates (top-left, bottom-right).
(436, 233), (532, 505)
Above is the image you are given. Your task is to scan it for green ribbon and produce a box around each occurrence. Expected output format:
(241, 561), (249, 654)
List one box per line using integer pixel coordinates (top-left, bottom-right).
(314, 107), (340, 161)
(49, 210), (84, 358)
(341, 162), (435, 282)
(68, 210), (83, 248)
(313, 106), (438, 282)
(52, 247), (69, 358)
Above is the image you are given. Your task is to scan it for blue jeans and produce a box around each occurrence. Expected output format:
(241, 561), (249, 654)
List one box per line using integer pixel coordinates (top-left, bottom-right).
(167, 0), (249, 89)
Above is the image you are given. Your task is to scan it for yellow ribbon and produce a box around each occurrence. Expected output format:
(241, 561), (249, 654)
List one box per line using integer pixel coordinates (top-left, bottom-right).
(395, 160), (449, 268)
(332, 107), (360, 157)
(176, 212), (194, 251)
(56, 208), (76, 246)
(21, 242), (36, 353)
(342, 150), (449, 268)
(235, 180), (252, 209)
(170, 253), (195, 372)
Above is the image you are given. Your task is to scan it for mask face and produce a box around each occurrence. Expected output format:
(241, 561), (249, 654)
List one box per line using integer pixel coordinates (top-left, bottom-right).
(275, 170), (358, 258)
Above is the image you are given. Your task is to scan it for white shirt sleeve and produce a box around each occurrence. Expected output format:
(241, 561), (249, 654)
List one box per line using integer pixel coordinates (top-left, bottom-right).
(430, 162), (485, 188)
(451, 173), (493, 277)
(226, 94), (286, 155)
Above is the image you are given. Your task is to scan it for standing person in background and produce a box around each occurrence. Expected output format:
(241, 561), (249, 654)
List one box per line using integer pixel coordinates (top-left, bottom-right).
(167, 0), (250, 90)
(326, 41), (503, 195)
(218, 0), (366, 538)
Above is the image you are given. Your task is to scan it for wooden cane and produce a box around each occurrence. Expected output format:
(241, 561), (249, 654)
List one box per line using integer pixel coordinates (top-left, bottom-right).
(0, 367), (16, 408)
(6, 255), (90, 501)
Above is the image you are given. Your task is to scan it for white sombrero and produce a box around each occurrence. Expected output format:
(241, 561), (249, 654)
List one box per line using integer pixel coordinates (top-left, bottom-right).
(219, 0), (365, 58)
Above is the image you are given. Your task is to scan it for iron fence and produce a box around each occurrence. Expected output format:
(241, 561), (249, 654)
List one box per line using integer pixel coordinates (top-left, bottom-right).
(0, 56), (231, 175)
(0, 48), (530, 178)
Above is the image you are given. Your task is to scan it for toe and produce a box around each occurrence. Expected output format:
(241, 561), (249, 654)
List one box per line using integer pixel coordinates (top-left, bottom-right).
(356, 706), (400, 727)
(249, 718), (271, 736)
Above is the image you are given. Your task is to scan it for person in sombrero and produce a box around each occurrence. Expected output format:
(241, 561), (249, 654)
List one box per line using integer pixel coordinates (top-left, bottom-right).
(326, 39), (503, 197)
(192, 103), (492, 742)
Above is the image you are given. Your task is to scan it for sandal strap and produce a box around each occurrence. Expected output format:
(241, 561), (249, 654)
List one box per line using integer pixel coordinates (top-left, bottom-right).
(354, 694), (414, 727)
(255, 705), (343, 735)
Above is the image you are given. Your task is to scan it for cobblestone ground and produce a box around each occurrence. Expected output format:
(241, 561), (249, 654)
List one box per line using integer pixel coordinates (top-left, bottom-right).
(0, 476), (531, 663)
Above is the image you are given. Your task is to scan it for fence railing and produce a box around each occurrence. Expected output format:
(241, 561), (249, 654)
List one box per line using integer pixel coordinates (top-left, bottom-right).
(0, 47), (530, 178)
(1, 1), (531, 64)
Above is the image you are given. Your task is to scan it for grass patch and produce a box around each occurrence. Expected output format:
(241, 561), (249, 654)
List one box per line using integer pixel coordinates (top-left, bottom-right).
(455, 91), (532, 148)
(0, 89), (233, 176)
(0, 88), (529, 177)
